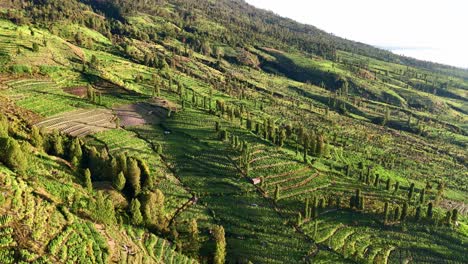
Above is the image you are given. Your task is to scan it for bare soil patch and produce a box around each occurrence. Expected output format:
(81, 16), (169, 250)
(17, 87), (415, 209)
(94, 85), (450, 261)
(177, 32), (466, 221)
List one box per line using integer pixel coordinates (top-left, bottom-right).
(114, 100), (175, 127)
(63, 86), (87, 97)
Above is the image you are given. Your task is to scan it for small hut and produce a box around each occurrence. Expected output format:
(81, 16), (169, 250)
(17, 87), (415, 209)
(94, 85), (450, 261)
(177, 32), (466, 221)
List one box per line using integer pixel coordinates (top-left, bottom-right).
(251, 178), (261, 185)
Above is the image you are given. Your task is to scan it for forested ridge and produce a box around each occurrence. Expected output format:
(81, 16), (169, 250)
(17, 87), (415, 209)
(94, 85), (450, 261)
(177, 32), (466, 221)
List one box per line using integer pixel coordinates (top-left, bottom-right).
(0, 0), (466, 263)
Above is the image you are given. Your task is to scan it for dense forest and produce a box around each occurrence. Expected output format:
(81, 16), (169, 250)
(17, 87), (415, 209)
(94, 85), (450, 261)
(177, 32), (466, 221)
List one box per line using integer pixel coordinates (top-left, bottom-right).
(0, 0), (466, 263)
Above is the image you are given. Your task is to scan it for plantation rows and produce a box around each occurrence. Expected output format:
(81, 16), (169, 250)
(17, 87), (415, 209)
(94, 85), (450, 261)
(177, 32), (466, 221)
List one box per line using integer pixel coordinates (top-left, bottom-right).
(123, 226), (197, 264)
(237, 143), (330, 201)
(298, 210), (467, 264)
(47, 222), (109, 264)
(88, 128), (194, 215)
(36, 108), (116, 137)
(4, 79), (95, 117)
(151, 111), (318, 263)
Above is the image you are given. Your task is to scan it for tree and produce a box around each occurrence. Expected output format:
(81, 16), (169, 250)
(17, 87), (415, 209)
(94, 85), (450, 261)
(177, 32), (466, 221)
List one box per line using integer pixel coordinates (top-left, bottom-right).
(274, 184), (280, 201)
(90, 54), (99, 68)
(419, 188), (426, 204)
(30, 126), (43, 149)
(394, 181), (400, 193)
(187, 218), (200, 256)
(415, 206), (422, 220)
(351, 189), (361, 209)
(32, 42), (39, 52)
(383, 202), (389, 224)
(374, 174), (380, 187)
(386, 178), (391, 191)
(381, 107), (390, 126)
(84, 168), (92, 192)
(68, 138), (82, 164)
(113, 171), (126, 191)
(0, 137), (27, 173)
(0, 114), (8, 137)
(213, 225), (226, 264)
(219, 129), (228, 141)
(408, 183), (415, 200)
(116, 153), (127, 176)
(427, 202), (433, 219)
(127, 158), (141, 197)
(137, 158), (152, 190)
(50, 130), (64, 157)
(401, 202), (408, 221)
(278, 129), (286, 147)
(130, 198), (143, 225)
(444, 211), (452, 225)
(451, 209), (458, 224)
(142, 189), (165, 229)
(315, 134), (324, 157)
(394, 206), (400, 221)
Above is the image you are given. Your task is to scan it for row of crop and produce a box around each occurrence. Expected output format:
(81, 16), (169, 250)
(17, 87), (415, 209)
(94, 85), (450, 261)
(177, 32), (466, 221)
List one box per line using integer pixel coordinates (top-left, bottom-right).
(48, 222), (109, 264)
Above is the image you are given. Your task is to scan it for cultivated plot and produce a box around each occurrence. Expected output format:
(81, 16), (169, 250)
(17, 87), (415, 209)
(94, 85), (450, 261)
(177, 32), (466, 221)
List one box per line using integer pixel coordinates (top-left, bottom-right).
(35, 108), (116, 137)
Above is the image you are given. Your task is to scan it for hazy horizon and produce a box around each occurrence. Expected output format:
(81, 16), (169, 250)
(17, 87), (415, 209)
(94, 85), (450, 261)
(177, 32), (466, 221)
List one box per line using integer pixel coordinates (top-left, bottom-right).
(246, 0), (468, 69)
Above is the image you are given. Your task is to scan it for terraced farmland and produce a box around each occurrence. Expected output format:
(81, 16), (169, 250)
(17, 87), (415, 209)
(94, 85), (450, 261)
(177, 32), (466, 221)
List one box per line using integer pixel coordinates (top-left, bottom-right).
(298, 210), (467, 264)
(2, 78), (95, 117)
(36, 108), (116, 137)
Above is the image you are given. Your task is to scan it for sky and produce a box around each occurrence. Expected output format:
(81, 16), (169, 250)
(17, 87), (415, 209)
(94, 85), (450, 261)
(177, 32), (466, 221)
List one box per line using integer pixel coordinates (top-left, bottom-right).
(245, 0), (468, 69)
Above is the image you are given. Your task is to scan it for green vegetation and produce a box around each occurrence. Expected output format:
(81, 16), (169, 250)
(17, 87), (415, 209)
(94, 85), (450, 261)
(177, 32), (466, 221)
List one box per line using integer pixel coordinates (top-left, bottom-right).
(0, 0), (466, 263)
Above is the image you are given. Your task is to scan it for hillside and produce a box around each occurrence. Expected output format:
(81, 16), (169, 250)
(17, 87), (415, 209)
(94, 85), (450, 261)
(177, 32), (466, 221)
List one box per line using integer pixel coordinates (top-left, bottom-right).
(0, 0), (467, 263)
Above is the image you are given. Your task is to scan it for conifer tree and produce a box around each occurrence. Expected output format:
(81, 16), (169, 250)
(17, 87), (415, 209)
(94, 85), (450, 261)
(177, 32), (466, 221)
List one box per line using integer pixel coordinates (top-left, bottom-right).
(142, 189), (165, 229)
(394, 206), (400, 221)
(127, 158), (141, 197)
(419, 188), (426, 204)
(451, 209), (458, 224)
(386, 178), (391, 191)
(68, 138), (82, 164)
(113, 171), (126, 191)
(0, 137), (27, 173)
(274, 184), (280, 201)
(188, 218), (200, 256)
(444, 211), (452, 225)
(117, 153), (127, 177)
(315, 134), (324, 157)
(137, 158), (152, 189)
(427, 202), (433, 219)
(51, 130), (64, 157)
(213, 225), (226, 264)
(30, 126), (43, 149)
(401, 202), (408, 221)
(415, 206), (422, 220)
(408, 183), (415, 200)
(383, 202), (389, 223)
(84, 168), (92, 192)
(130, 198), (143, 225)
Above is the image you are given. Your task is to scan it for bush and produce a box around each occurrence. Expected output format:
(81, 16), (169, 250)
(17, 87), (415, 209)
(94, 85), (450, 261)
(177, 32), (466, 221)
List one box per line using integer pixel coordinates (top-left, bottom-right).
(8, 65), (32, 74)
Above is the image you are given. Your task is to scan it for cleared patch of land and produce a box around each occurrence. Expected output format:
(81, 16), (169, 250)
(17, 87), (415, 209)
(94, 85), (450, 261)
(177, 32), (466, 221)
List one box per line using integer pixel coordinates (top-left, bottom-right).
(35, 108), (116, 137)
(113, 101), (170, 127)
